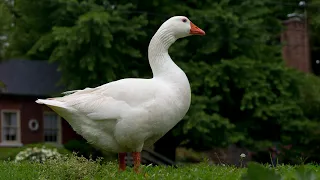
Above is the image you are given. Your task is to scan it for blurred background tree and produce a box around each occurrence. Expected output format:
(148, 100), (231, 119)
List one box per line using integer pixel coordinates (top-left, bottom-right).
(0, 0), (13, 60)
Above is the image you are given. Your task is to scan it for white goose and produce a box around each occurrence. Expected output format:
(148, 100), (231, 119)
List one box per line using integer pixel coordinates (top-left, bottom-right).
(36, 16), (205, 172)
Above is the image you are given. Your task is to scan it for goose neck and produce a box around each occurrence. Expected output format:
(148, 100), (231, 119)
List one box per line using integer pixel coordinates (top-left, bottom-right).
(148, 28), (177, 77)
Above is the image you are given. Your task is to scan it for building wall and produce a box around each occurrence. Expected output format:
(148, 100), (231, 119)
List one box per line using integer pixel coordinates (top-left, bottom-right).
(21, 100), (44, 144)
(0, 95), (80, 146)
(281, 17), (311, 73)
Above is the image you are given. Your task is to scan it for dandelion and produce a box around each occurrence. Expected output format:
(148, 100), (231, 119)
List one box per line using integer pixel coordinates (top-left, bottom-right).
(299, 1), (306, 7)
(239, 153), (246, 168)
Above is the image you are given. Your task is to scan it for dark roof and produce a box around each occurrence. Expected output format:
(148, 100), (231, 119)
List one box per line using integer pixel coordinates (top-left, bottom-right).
(0, 59), (64, 96)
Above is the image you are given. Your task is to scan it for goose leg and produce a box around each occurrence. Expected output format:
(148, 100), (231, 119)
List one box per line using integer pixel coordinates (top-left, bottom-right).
(118, 152), (126, 171)
(132, 152), (141, 173)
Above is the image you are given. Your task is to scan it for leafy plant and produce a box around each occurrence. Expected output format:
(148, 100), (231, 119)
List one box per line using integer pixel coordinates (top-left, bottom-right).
(295, 166), (318, 180)
(241, 162), (282, 180)
(64, 139), (116, 161)
(242, 162), (319, 180)
(0, 81), (5, 88)
(0, 0), (12, 59)
(15, 146), (61, 163)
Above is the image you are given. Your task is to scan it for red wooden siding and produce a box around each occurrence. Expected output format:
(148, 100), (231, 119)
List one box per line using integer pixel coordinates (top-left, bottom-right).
(20, 100), (44, 144)
(0, 95), (80, 146)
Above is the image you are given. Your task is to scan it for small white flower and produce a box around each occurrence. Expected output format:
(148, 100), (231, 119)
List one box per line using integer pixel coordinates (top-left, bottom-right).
(240, 153), (246, 158)
(299, 1), (305, 7)
(14, 146), (61, 162)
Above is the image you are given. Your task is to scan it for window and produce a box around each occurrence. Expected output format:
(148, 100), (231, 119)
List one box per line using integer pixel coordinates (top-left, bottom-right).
(43, 112), (61, 143)
(1, 110), (20, 144)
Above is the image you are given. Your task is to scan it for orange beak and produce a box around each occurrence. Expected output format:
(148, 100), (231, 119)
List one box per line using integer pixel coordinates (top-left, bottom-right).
(190, 21), (205, 35)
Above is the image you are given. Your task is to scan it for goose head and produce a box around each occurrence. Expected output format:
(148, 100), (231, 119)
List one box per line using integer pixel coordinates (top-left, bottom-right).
(159, 16), (205, 39)
(148, 16), (205, 76)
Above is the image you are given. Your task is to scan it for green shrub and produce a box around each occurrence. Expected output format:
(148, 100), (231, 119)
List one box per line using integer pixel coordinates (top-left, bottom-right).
(0, 143), (70, 161)
(241, 162), (319, 180)
(15, 146), (61, 163)
(63, 140), (116, 162)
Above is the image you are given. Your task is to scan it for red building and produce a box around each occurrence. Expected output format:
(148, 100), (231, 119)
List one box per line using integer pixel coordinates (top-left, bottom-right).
(281, 16), (311, 73)
(0, 59), (80, 147)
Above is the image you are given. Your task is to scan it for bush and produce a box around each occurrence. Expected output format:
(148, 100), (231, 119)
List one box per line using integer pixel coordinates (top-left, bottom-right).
(64, 140), (102, 159)
(15, 146), (61, 163)
(173, 57), (320, 165)
(23, 143), (70, 155)
(175, 58), (306, 150)
(277, 73), (320, 164)
(0, 143), (70, 161)
(64, 140), (116, 162)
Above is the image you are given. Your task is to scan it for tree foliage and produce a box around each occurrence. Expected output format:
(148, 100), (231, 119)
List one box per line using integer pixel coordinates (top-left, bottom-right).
(0, 0), (13, 59)
(5, 0), (320, 163)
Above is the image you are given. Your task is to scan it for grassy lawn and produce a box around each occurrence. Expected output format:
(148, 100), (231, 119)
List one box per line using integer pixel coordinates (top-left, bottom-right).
(0, 155), (319, 180)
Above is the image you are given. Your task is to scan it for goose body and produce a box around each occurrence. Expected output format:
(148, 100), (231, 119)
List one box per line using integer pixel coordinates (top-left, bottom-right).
(36, 16), (205, 172)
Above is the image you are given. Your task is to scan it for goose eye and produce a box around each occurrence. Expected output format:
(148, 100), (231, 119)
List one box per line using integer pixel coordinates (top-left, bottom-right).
(182, 18), (187, 23)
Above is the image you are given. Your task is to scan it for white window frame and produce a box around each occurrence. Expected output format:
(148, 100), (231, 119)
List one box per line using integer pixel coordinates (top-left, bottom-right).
(43, 111), (62, 145)
(0, 109), (22, 147)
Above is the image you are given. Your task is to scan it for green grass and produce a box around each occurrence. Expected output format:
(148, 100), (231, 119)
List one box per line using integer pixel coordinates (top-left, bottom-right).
(0, 154), (319, 180)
